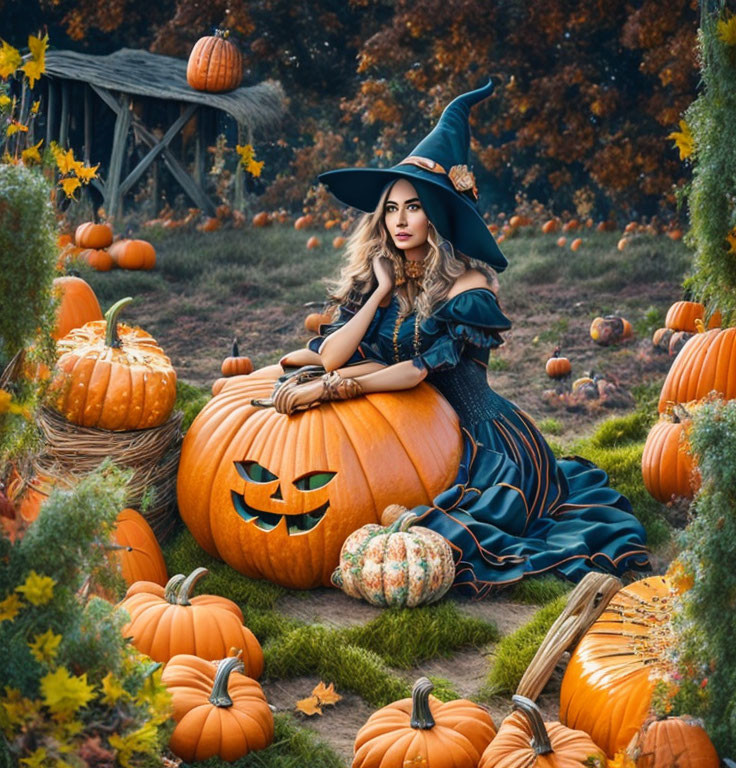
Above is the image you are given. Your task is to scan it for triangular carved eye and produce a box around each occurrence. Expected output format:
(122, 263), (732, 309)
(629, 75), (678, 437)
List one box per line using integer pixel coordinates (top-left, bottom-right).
(235, 461), (278, 484)
(293, 472), (336, 491)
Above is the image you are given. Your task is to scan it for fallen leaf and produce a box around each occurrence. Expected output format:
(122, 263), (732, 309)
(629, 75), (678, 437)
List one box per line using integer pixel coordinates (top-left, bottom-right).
(312, 681), (342, 706)
(295, 695), (322, 716)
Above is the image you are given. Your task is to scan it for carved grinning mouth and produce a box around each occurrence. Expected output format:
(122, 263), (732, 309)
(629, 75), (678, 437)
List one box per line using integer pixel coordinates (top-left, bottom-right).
(230, 490), (329, 535)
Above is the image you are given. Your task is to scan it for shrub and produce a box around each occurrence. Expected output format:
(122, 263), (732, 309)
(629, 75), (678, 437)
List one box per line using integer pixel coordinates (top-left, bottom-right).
(669, 398), (736, 754)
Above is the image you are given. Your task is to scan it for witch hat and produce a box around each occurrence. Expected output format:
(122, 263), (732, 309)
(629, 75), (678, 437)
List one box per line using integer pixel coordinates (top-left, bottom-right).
(318, 80), (506, 271)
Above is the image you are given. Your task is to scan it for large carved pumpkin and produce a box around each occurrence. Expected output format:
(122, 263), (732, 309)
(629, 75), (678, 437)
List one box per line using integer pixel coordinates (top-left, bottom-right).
(177, 368), (463, 589)
(658, 327), (736, 412)
(559, 576), (676, 757)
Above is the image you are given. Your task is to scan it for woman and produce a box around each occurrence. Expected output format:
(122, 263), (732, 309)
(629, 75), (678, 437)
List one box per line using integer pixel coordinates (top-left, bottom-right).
(267, 82), (650, 597)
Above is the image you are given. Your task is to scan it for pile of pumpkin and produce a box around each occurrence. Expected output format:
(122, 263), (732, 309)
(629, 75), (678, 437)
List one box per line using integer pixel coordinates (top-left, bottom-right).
(59, 222), (156, 272)
(642, 299), (729, 504)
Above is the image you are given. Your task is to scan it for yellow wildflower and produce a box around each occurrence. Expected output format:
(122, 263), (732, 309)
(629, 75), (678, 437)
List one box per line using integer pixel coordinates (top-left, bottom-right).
(21, 138), (43, 166)
(6, 121), (28, 137)
(718, 15), (736, 45)
(727, 227), (736, 255)
(0, 40), (21, 79)
(2, 687), (40, 726)
(99, 672), (128, 705)
(28, 629), (63, 664)
(20, 747), (47, 768)
(0, 93), (11, 108)
(40, 667), (95, 717)
(109, 722), (159, 768)
(58, 177), (81, 199)
(247, 159), (264, 178)
(30, 100), (40, 115)
(667, 120), (694, 161)
(53, 146), (84, 176)
(235, 143), (254, 165)
(16, 571), (55, 606)
(75, 163), (99, 184)
(21, 33), (47, 89)
(0, 594), (22, 622)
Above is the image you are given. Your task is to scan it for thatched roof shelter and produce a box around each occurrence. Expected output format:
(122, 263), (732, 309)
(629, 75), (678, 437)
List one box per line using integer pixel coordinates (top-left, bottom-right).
(41, 48), (286, 217)
(45, 49), (285, 133)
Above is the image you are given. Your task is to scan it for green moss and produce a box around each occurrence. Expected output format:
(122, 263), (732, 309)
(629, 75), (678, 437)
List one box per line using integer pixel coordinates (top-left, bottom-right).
(505, 574), (572, 605)
(341, 601), (498, 669)
(479, 594), (568, 698)
(537, 418), (563, 436)
(189, 712), (345, 768)
(175, 380), (211, 432)
(587, 411), (652, 449)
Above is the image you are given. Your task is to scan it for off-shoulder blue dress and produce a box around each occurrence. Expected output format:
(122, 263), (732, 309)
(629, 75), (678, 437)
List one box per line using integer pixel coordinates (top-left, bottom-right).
(309, 289), (650, 597)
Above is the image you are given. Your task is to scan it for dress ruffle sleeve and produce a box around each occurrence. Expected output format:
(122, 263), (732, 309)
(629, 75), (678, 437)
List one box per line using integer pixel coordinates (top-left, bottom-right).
(306, 303), (388, 365)
(414, 289), (512, 373)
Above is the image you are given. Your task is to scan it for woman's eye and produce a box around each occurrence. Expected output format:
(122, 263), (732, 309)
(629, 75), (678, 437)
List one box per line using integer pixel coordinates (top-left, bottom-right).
(236, 461), (278, 483)
(294, 472), (336, 491)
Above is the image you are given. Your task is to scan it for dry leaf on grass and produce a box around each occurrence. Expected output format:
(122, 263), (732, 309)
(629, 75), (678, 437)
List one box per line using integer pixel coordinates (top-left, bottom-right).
(295, 695), (323, 716)
(312, 681), (342, 706)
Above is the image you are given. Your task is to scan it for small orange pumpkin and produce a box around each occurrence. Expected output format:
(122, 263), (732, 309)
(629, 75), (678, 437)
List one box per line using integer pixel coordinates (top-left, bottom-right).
(121, 567), (263, 674)
(570, 237), (583, 251)
(627, 716), (719, 768)
(108, 239), (156, 270)
(161, 654), (274, 762)
(651, 327), (673, 352)
(353, 677), (496, 768)
(590, 315), (633, 346)
(541, 219), (558, 234)
(665, 301), (721, 333)
(221, 339), (254, 377)
(304, 311), (333, 334)
(294, 214), (313, 230)
(51, 276), (103, 341)
(479, 695), (606, 768)
(112, 508), (168, 587)
(306, 235), (321, 249)
(556, 236), (567, 247)
(332, 235), (346, 249)
(81, 248), (114, 272)
(252, 211), (270, 227)
(198, 217), (221, 233)
(75, 222), (113, 249)
(545, 348), (571, 379)
(187, 29), (243, 93)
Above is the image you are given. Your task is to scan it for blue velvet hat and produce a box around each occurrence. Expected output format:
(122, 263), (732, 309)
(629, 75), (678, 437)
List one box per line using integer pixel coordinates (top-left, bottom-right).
(318, 80), (506, 271)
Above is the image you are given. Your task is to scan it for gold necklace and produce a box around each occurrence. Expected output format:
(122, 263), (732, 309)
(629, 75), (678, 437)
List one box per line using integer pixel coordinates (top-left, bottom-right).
(392, 311), (421, 364)
(404, 258), (426, 281)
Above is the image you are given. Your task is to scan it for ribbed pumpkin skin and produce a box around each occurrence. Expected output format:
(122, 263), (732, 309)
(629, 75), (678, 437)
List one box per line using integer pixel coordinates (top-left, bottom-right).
(658, 328), (736, 412)
(51, 321), (176, 430)
(113, 509), (168, 587)
(333, 519), (455, 607)
(187, 35), (243, 92)
(641, 415), (699, 503)
(177, 368), (462, 589)
(108, 239), (156, 270)
(665, 301), (721, 332)
(221, 357), (253, 377)
(52, 276), (103, 341)
(479, 711), (606, 768)
(120, 585), (263, 675)
(122, 579), (244, 623)
(161, 654), (274, 762)
(353, 695), (496, 768)
(75, 222), (113, 249)
(559, 577), (676, 757)
(629, 717), (720, 768)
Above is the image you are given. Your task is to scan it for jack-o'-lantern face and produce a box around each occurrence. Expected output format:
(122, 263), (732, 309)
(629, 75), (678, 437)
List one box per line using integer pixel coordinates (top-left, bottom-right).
(177, 368), (463, 590)
(231, 461), (335, 534)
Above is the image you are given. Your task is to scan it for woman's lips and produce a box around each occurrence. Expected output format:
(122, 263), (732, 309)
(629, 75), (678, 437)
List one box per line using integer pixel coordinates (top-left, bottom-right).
(395, 233), (412, 239)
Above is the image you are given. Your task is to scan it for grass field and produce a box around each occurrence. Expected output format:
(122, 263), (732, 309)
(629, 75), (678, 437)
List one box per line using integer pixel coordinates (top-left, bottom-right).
(77, 220), (690, 765)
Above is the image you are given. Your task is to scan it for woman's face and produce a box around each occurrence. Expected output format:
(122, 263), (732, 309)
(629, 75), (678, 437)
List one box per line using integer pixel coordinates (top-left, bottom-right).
(384, 179), (429, 257)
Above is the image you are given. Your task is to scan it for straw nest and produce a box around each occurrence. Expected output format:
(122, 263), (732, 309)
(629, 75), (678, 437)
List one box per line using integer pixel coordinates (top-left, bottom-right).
(34, 406), (183, 541)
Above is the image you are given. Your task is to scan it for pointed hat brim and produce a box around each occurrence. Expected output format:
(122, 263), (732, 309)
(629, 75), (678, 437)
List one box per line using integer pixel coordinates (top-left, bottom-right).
(318, 166), (507, 272)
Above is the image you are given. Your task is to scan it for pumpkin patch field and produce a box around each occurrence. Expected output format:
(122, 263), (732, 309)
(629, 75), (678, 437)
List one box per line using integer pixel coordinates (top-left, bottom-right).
(50, 221), (695, 764)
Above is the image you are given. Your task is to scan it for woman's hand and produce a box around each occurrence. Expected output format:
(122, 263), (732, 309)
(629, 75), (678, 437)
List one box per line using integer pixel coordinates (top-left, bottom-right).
(372, 256), (394, 298)
(273, 379), (324, 415)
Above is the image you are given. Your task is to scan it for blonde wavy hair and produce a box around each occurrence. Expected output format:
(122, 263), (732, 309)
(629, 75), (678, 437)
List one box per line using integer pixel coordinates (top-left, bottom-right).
(327, 183), (497, 320)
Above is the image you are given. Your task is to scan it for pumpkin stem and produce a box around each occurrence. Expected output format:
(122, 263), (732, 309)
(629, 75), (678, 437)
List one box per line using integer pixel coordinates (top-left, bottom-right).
(176, 567), (209, 605)
(512, 695), (553, 755)
(208, 656), (244, 708)
(410, 677), (436, 730)
(104, 297), (133, 348)
(231, 337), (239, 357)
(164, 574), (186, 603)
(390, 511), (419, 534)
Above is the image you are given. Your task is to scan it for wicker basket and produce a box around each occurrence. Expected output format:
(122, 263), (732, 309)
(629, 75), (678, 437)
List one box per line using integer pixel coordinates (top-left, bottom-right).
(34, 406), (183, 541)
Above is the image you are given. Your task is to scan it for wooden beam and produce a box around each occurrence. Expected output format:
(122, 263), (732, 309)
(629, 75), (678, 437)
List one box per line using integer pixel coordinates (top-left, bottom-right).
(134, 119), (216, 216)
(45, 79), (56, 147)
(90, 84), (121, 116)
(120, 103), (198, 197)
(59, 81), (70, 147)
(193, 109), (205, 188)
(105, 93), (132, 220)
(84, 85), (92, 165)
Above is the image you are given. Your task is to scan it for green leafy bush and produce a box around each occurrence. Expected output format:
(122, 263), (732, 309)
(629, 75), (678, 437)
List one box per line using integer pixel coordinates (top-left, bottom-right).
(0, 466), (172, 766)
(669, 399), (736, 753)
